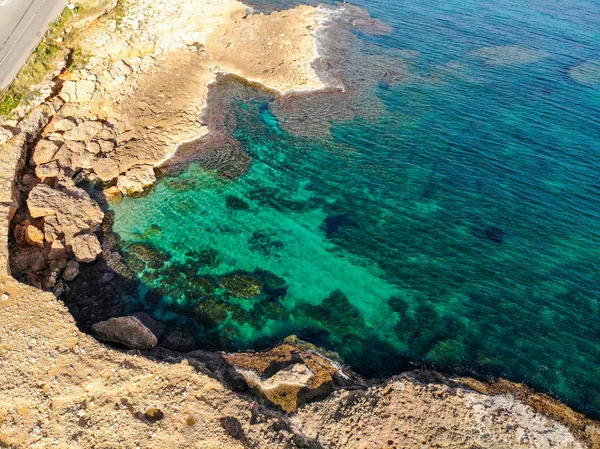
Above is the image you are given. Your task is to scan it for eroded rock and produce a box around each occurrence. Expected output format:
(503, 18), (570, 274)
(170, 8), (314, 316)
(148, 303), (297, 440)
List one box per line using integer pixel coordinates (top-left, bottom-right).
(116, 165), (156, 195)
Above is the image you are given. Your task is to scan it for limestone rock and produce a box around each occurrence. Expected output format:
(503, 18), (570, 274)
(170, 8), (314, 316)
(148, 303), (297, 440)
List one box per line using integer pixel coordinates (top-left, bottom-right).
(32, 139), (60, 166)
(35, 160), (61, 179)
(91, 315), (160, 349)
(63, 121), (103, 141)
(24, 225), (45, 247)
(0, 127), (15, 144)
(117, 165), (156, 194)
(53, 118), (77, 132)
(63, 260), (80, 282)
(92, 156), (121, 181)
(27, 184), (104, 244)
(71, 233), (102, 263)
(59, 80), (96, 103)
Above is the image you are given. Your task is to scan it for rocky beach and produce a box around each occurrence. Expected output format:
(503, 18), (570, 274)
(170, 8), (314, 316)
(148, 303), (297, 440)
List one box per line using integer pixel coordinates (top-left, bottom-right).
(1, 0), (600, 447)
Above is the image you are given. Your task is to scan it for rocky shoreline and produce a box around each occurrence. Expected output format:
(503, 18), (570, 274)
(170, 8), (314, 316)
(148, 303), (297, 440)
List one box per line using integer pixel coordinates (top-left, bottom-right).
(1, 0), (600, 447)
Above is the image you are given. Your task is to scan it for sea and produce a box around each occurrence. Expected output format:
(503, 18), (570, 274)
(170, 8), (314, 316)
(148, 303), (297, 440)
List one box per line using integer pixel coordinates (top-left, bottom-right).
(110, 0), (600, 417)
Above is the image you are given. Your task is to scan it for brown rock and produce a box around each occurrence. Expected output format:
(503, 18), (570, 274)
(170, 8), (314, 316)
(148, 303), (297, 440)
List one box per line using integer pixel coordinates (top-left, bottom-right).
(35, 160), (61, 179)
(92, 157), (121, 181)
(32, 139), (60, 166)
(91, 315), (160, 349)
(63, 121), (103, 141)
(224, 344), (349, 412)
(24, 225), (45, 247)
(48, 240), (67, 260)
(71, 233), (102, 263)
(102, 186), (123, 203)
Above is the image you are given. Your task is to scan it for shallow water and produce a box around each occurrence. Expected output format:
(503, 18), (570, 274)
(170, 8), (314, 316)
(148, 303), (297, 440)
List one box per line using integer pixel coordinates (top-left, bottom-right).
(111, 0), (600, 416)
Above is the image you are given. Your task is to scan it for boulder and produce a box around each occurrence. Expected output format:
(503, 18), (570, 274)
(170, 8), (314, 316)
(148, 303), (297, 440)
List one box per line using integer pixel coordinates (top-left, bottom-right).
(91, 315), (161, 349)
(71, 233), (102, 263)
(117, 165), (156, 195)
(32, 139), (60, 166)
(27, 184), (104, 244)
(24, 225), (44, 247)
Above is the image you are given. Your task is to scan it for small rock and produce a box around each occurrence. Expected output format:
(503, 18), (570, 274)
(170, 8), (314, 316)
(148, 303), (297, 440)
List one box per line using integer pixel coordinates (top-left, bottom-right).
(48, 240), (67, 260)
(142, 408), (164, 422)
(1, 293), (9, 301)
(63, 260), (80, 282)
(24, 225), (44, 247)
(102, 186), (123, 203)
(0, 127), (14, 144)
(60, 80), (96, 103)
(71, 233), (102, 263)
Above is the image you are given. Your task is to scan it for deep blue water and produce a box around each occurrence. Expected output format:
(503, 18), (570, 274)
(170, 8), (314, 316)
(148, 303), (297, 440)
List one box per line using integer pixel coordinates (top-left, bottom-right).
(111, 0), (600, 416)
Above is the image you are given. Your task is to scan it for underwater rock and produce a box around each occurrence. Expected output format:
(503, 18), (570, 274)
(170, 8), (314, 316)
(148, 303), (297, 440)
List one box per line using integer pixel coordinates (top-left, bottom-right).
(161, 331), (196, 352)
(225, 195), (249, 211)
(321, 214), (354, 238)
(91, 315), (160, 349)
(484, 226), (504, 244)
(219, 272), (263, 298)
(194, 297), (229, 328)
(124, 243), (170, 269)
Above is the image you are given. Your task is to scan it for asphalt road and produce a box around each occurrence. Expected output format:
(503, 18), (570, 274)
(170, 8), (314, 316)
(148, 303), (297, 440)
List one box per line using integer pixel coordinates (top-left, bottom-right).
(0, 0), (66, 88)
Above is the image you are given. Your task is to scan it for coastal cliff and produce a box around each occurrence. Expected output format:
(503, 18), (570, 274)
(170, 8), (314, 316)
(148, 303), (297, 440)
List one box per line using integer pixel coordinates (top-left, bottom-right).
(1, 0), (599, 448)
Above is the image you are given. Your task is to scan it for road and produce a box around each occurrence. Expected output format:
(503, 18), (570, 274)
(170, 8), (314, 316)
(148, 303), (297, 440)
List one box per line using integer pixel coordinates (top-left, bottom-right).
(0, 0), (66, 88)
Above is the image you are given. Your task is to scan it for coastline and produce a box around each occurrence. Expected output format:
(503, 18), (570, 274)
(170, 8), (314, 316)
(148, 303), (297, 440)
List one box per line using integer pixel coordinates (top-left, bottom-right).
(0, 0), (599, 447)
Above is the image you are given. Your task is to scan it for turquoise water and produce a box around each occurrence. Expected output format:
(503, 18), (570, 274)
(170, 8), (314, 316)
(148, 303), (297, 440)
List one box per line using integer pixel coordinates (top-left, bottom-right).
(111, 0), (600, 416)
